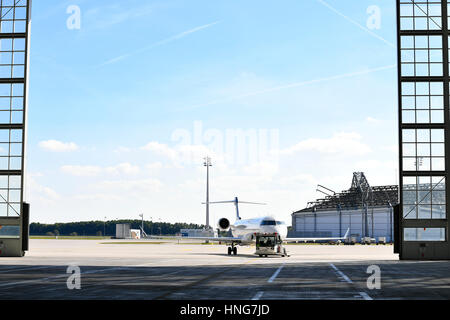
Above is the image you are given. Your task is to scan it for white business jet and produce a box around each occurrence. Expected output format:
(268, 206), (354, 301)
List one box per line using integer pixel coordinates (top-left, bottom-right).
(185, 197), (350, 256)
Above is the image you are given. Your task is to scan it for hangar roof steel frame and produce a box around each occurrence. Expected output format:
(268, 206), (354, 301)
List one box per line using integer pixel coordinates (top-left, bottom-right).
(294, 172), (398, 214)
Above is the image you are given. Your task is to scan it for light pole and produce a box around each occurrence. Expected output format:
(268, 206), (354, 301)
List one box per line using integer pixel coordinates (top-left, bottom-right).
(139, 213), (144, 235)
(388, 201), (393, 243)
(204, 156), (212, 230)
(104, 216), (107, 237)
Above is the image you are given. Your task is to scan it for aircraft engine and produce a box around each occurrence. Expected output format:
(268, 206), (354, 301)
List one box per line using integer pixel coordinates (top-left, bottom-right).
(217, 218), (230, 231)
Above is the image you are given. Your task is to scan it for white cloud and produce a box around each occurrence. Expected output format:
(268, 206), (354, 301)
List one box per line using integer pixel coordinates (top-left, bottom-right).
(353, 160), (398, 186)
(73, 193), (122, 201)
(114, 146), (132, 153)
(381, 145), (398, 154)
(141, 141), (218, 168)
(61, 165), (103, 177)
(26, 174), (60, 207)
(280, 132), (372, 156)
(277, 174), (317, 188)
(68, 177), (163, 205)
(177, 144), (217, 165)
(94, 178), (163, 193)
(39, 140), (79, 152)
(105, 163), (140, 175)
(146, 162), (163, 173)
(141, 142), (177, 160)
(30, 183), (59, 200)
(61, 163), (140, 177)
(366, 117), (381, 124)
(242, 161), (279, 176)
(28, 172), (44, 178)
(31, 131), (394, 225)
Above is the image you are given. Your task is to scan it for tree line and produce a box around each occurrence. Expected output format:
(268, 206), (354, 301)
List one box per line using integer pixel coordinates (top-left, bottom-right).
(30, 220), (205, 237)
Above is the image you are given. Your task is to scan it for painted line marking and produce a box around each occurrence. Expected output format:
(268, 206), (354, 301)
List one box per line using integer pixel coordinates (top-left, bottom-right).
(252, 291), (264, 300)
(256, 291), (370, 300)
(268, 264), (285, 283)
(329, 264), (373, 301)
(329, 263), (352, 284)
(359, 291), (373, 300)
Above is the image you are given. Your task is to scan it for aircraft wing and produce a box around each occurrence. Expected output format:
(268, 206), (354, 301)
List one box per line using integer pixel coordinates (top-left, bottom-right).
(285, 228), (350, 243)
(179, 236), (242, 243)
(147, 235), (242, 243)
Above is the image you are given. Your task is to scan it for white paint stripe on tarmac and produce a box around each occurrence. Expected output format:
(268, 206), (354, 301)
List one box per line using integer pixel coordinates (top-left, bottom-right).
(257, 291), (371, 300)
(329, 264), (373, 301)
(252, 291), (264, 300)
(268, 264), (285, 283)
(329, 263), (352, 284)
(359, 291), (373, 300)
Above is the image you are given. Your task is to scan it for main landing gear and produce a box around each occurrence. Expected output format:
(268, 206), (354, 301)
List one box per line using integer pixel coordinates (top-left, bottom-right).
(227, 244), (237, 256)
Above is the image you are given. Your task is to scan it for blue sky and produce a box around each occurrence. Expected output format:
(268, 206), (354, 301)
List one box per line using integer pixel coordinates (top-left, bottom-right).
(27, 0), (399, 225)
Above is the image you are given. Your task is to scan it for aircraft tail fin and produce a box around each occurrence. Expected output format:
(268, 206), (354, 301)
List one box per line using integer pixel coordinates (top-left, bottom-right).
(234, 197), (240, 220)
(205, 197), (266, 221)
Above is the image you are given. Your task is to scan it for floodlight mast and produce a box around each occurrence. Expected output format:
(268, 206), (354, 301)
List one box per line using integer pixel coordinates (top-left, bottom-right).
(204, 157), (212, 229)
(139, 213), (144, 234)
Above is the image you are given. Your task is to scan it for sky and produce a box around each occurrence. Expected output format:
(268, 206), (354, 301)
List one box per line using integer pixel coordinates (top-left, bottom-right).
(26, 0), (399, 226)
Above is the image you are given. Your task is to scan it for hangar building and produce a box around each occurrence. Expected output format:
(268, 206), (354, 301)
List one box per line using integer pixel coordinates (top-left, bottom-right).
(291, 173), (398, 242)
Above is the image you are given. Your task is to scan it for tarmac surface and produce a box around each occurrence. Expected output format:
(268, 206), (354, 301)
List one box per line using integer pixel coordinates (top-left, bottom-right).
(0, 239), (449, 300)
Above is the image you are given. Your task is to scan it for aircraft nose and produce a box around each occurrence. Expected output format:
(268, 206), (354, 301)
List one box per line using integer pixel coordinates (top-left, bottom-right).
(262, 226), (278, 233)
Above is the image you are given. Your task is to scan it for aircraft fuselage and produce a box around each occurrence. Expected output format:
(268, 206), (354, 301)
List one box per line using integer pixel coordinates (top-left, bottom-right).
(230, 216), (288, 244)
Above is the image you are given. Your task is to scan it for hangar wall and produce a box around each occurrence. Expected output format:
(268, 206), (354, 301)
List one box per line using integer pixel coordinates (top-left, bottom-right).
(292, 207), (394, 242)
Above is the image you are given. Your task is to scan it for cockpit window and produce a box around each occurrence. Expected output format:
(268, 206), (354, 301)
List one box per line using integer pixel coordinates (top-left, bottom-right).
(261, 220), (276, 226)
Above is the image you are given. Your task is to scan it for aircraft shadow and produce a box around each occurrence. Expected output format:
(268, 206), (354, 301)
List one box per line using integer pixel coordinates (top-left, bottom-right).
(189, 252), (285, 259)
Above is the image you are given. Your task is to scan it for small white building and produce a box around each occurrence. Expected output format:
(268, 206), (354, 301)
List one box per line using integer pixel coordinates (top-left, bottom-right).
(115, 224), (131, 239)
(130, 229), (141, 239)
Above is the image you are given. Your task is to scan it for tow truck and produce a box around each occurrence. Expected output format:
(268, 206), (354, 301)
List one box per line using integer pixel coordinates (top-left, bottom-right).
(254, 233), (289, 257)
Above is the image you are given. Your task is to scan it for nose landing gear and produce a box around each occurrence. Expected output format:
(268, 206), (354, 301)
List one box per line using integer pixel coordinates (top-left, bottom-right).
(227, 244), (237, 255)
